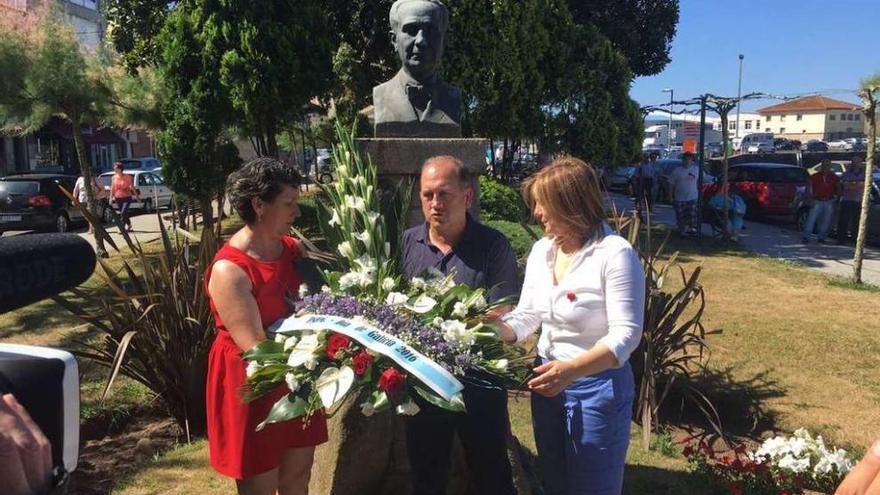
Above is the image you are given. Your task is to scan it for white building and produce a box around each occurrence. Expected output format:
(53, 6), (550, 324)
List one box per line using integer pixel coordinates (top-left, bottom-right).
(722, 112), (764, 138)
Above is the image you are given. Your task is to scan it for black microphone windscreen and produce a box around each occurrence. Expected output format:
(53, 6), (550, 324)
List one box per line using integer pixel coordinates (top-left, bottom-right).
(0, 234), (97, 313)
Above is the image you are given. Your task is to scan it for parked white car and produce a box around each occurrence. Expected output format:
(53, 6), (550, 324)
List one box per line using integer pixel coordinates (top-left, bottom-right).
(826, 139), (850, 150)
(738, 132), (774, 153)
(98, 170), (174, 212)
(746, 142), (775, 153)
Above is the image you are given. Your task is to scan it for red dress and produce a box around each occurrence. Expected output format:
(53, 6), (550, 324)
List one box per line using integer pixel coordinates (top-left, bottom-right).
(205, 235), (328, 479)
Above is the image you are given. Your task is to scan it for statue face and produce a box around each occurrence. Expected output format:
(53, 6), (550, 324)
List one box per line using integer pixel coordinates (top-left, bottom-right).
(391, 1), (446, 81)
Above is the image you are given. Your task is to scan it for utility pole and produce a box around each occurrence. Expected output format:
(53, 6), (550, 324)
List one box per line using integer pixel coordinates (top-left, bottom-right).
(662, 88), (674, 154)
(698, 95), (707, 239)
(735, 54), (744, 139)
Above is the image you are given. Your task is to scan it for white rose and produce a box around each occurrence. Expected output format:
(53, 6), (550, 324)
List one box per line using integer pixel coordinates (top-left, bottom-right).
(245, 361), (260, 378)
(410, 277), (426, 290)
(321, 285), (331, 293)
(396, 400), (421, 416)
(274, 333), (288, 344)
(304, 355), (319, 371)
(360, 401), (376, 417)
(284, 372), (299, 393)
(382, 277), (396, 291)
(339, 272), (359, 290)
(432, 317), (444, 327)
(451, 302), (468, 318)
(440, 319), (475, 346)
(385, 291), (409, 306)
(472, 293), (487, 310)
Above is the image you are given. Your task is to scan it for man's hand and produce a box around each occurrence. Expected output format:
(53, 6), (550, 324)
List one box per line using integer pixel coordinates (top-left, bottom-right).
(835, 439), (880, 495)
(0, 394), (52, 495)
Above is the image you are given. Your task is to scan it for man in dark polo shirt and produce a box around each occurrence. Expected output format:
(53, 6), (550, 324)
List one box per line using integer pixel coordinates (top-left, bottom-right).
(402, 155), (519, 495)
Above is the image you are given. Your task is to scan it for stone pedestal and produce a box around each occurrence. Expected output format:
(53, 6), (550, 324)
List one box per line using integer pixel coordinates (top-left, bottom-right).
(356, 138), (488, 226)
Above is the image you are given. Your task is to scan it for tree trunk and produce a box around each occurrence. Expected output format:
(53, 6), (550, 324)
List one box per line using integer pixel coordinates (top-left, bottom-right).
(71, 115), (107, 257)
(266, 118), (279, 158)
(199, 196), (214, 232)
(853, 94), (876, 283)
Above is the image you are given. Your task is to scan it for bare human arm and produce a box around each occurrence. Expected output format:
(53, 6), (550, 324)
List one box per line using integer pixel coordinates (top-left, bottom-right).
(207, 260), (267, 352)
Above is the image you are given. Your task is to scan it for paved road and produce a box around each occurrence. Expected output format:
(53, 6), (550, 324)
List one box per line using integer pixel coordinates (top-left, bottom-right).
(606, 192), (880, 286)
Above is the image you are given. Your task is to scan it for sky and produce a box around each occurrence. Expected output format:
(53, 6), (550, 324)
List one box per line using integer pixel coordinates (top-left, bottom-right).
(630, 0), (880, 116)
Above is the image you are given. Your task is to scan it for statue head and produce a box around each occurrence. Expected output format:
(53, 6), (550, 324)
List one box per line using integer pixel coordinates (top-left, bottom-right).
(389, 0), (449, 82)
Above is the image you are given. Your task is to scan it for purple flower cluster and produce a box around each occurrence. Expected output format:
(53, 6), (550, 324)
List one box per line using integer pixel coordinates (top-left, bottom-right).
(299, 293), (465, 373)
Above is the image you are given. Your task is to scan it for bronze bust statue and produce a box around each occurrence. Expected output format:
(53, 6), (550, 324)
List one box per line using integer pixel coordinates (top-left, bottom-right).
(373, 0), (462, 138)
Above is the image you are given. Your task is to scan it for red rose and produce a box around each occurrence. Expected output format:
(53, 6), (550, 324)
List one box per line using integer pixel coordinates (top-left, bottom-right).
(326, 334), (352, 359)
(352, 351), (374, 376)
(566, 291), (577, 302)
(379, 368), (406, 395)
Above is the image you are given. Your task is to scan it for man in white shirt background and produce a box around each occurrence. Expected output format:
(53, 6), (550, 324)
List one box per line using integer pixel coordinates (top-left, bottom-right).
(669, 152), (700, 238)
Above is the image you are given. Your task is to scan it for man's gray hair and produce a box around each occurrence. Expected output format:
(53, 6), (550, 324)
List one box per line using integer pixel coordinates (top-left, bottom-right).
(389, 0), (449, 33)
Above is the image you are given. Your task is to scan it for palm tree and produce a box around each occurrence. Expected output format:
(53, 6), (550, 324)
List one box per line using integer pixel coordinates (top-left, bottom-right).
(853, 73), (879, 283)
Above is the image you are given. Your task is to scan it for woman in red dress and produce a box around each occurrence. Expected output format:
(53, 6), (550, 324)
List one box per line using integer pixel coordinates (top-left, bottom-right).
(206, 157), (327, 494)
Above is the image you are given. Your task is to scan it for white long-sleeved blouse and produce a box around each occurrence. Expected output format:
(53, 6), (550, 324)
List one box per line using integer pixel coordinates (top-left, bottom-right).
(501, 224), (645, 366)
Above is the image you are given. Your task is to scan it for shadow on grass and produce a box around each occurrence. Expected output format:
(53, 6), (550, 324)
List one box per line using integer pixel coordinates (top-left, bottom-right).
(657, 366), (786, 444)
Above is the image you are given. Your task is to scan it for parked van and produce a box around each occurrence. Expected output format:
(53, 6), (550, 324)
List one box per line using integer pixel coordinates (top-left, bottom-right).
(736, 133), (774, 153)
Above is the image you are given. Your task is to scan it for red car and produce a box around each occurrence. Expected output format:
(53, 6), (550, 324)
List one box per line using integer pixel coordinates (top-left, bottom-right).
(702, 163), (809, 220)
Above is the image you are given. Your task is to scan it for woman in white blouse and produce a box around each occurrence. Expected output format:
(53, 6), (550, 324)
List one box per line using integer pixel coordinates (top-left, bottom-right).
(496, 157), (645, 495)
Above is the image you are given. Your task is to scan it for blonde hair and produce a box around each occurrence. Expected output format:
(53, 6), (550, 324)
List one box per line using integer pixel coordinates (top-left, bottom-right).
(522, 157), (605, 242)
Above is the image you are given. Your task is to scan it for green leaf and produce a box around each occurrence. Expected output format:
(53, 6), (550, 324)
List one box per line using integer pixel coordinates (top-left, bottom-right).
(256, 394), (309, 432)
(414, 385), (466, 413)
(242, 340), (285, 361)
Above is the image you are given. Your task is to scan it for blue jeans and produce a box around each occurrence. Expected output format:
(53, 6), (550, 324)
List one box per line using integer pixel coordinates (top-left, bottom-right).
(803, 200), (835, 241)
(531, 359), (634, 495)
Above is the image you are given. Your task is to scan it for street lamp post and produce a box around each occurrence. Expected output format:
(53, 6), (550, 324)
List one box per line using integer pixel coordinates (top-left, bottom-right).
(662, 88), (673, 153)
(735, 54), (744, 139)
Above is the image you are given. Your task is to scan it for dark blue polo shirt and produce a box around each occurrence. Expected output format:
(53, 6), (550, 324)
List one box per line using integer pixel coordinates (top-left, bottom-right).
(401, 215), (520, 303)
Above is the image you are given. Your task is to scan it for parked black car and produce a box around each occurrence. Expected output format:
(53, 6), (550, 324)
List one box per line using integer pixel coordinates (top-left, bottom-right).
(803, 140), (829, 152)
(0, 174), (107, 235)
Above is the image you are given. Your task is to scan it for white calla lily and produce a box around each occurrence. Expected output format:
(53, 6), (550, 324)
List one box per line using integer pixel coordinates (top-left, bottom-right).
(405, 295), (437, 314)
(315, 366), (356, 408)
(328, 209), (342, 227)
(396, 400), (421, 416)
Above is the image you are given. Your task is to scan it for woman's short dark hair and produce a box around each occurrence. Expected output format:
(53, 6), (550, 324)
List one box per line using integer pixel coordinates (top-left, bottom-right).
(226, 157), (302, 225)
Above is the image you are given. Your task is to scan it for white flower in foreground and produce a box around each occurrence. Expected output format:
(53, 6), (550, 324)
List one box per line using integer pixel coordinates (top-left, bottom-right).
(410, 277), (426, 290)
(777, 454), (810, 474)
(338, 241), (354, 259)
(328, 208), (342, 227)
(339, 271), (369, 290)
(354, 254), (377, 274)
(396, 400), (420, 416)
(284, 373), (299, 393)
(316, 366), (356, 409)
(245, 361), (260, 378)
(360, 401), (376, 417)
(492, 359), (509, 371)
(382, 277), (396, 291)
(472, 293), (487, 310)
(287, 334), (322, 368)
(274, 333), (288, 344)
(385, 292), (409, 306)
(432, 317), (444, 327)
(440, 319), (475, 346)
(321, 285), (332, 293)
(282, 335), (299, 352)
(406, 295), (438, 314)
(452, 301), (468, 318)
(367, 211), (380, 226)
(298, 284), (309, 299)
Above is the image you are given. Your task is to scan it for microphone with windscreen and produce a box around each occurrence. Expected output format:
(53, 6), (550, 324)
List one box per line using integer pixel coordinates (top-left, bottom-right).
(0, 233), (97, 314)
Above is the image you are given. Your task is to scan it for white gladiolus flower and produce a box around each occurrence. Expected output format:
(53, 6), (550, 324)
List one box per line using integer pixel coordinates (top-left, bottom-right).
(360, 401), (376, 417)
(451, 302), (468, 318)
(411, 277), (426, 290)
(245, 361), (260, 378)
(367, 211), (380, 225)
(339, 272), (359, 290)
(338, 241), (354, 259)
(406, 295), (438, 314)
(355, 230), (371, 246)
(355, 254), (377, 273)
(345, 195), (366, 212)
(385, 292), (409, 306)
(396, 400), (420, 416)
(285, 372), (299, 393)
(298, 284), (309, 299)
(382, 277), (396, 291)
(283, 335), (299, 351)
(385, 242), (391, 257)
(328, 209), (342, 227)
